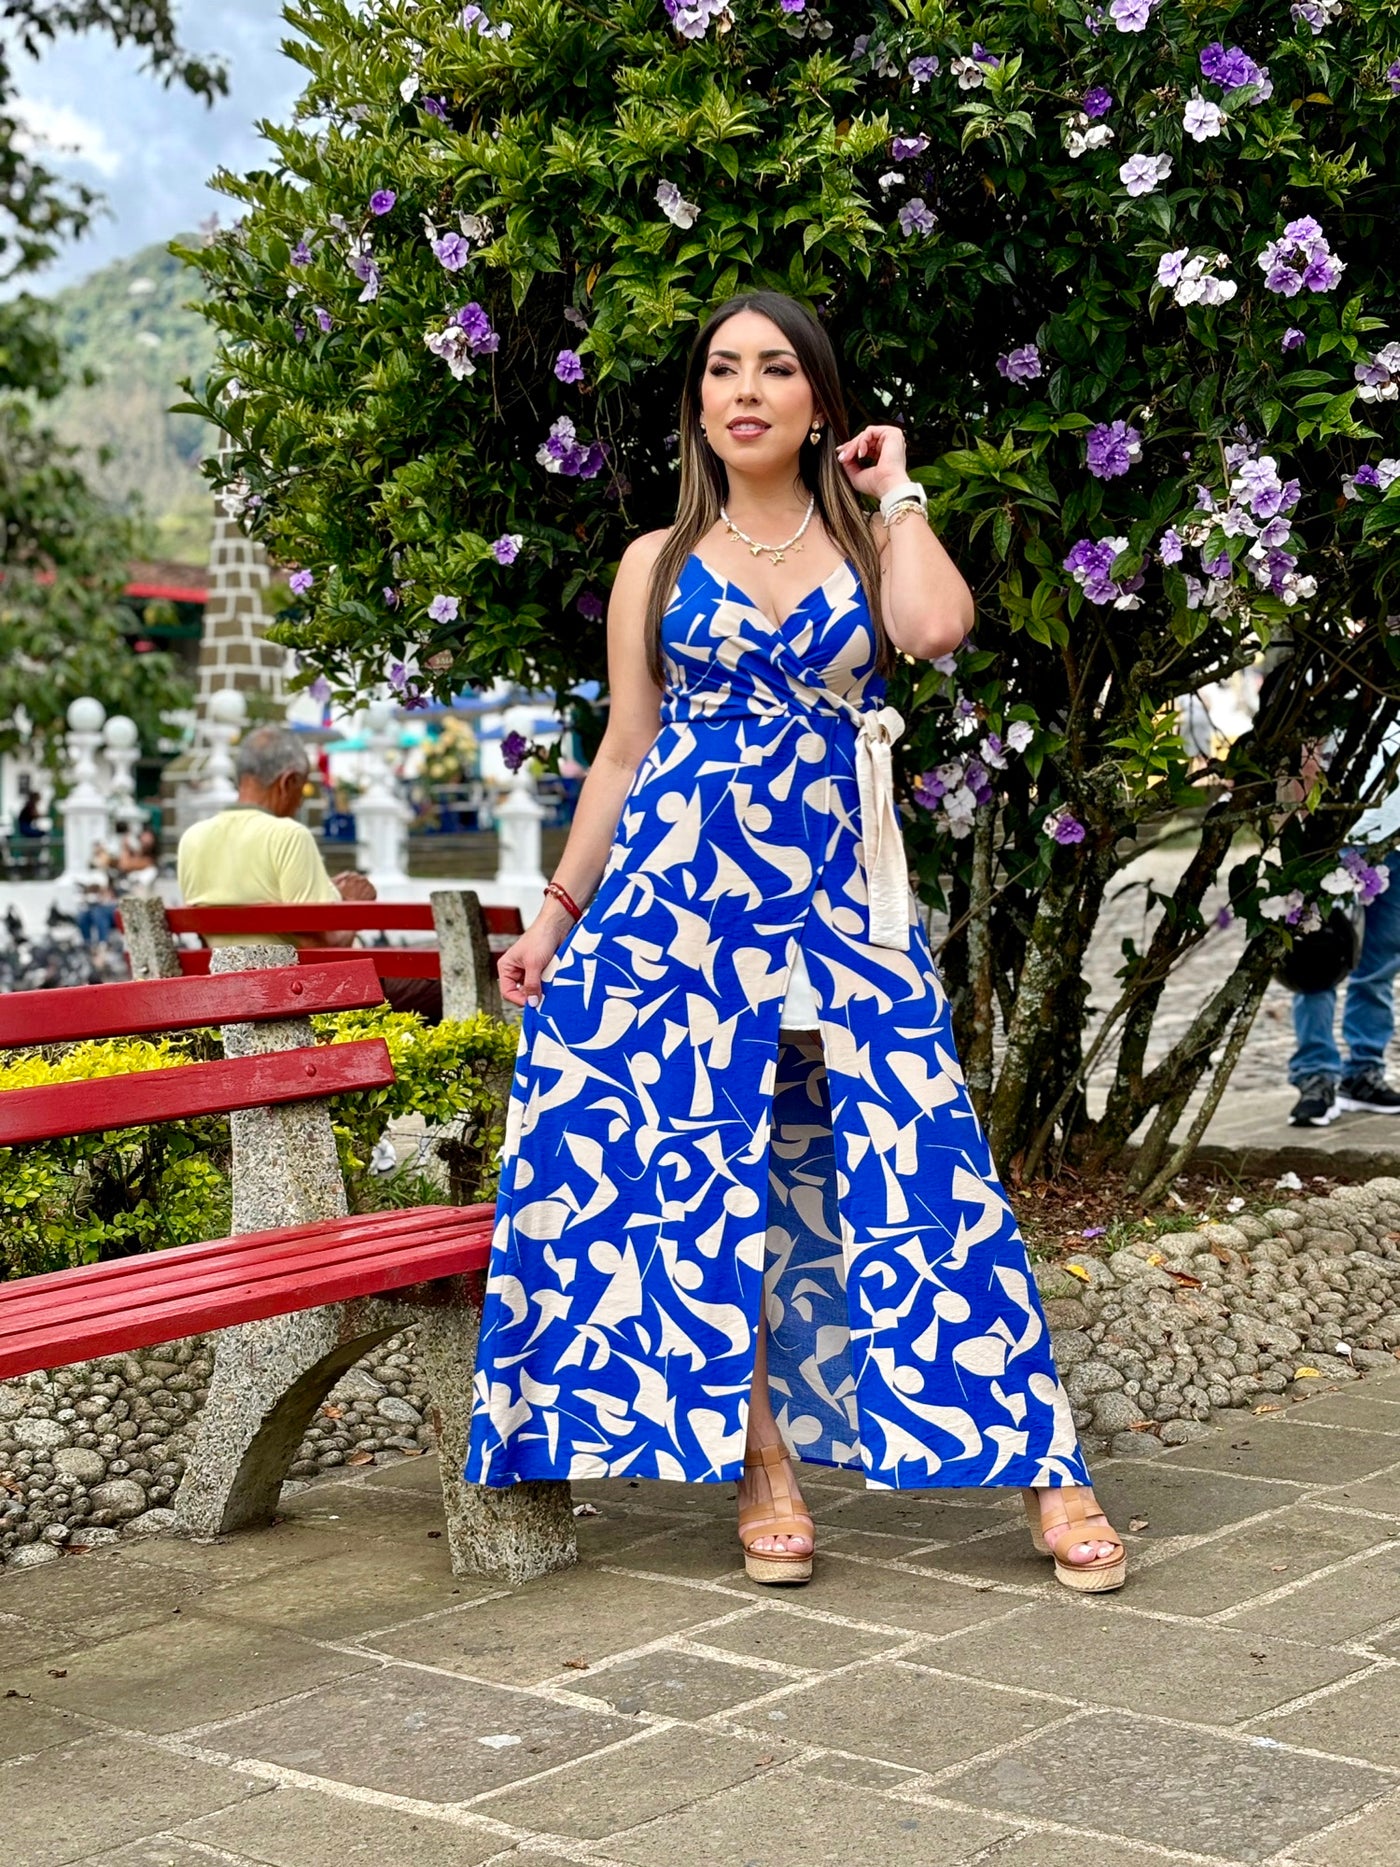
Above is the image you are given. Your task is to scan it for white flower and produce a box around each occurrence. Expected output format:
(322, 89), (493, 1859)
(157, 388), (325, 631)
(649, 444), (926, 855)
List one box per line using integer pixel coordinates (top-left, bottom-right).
(656, 180), (700, 229)
(424, 325), (478, 380)
(1066, 121), (1115, 157)
(877, 171), (905, 192)
(399, 73), (420, 101)
(950, 57), (985, 90)
(1274, 1171), (1303, 1191)
(1321, 867), (1356, 896)
(1119, 153), (1172, 196)
(1183, 94), (1226, 142)
(1006, 720), (1034, 753)
(1379, 458), (1400, 491)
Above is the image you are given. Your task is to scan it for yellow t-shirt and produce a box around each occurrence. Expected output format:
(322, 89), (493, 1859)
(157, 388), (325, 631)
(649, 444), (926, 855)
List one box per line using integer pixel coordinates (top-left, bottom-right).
(176, 806), (340, 947)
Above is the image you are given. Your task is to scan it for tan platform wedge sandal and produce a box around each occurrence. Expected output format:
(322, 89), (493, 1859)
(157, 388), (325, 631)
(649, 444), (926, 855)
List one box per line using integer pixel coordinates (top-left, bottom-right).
(738, 1442), (815, 1585)
(1022, 1487), (1127, 1594)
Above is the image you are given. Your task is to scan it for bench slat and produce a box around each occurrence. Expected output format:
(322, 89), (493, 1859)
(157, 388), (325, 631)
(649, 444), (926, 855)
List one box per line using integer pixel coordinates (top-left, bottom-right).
(0, 1207), (493, 1380)
(0, 1205), (485, 1301)
(165, 904), (438, 933)
(0, 1039), (395, 1146)
(0, 1210), (493, 1342)
(176, 947), (443, 980)
(0, 959), (386, 1051)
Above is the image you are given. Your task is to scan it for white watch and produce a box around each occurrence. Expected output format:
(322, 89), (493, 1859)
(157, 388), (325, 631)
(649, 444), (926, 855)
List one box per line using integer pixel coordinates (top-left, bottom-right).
(878, 480), (929, 520)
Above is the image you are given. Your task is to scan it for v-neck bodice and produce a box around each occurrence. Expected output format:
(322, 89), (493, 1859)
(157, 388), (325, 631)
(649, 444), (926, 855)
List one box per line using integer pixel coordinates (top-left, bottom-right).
(660, 551), (883, 722)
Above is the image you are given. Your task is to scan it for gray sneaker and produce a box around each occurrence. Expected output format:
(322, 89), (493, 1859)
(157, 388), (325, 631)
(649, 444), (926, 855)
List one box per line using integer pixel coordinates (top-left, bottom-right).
(1337, 1068), (1400, 1115)
(1289, 1074), (1339, 1126)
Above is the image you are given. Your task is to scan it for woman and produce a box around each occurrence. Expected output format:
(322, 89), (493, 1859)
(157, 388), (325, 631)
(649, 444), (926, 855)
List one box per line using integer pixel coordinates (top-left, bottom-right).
(465, 292), (1125, 1594)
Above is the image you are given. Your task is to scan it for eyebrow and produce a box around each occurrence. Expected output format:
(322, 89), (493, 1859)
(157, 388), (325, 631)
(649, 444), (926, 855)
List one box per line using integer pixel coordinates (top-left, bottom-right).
(709, 347), (800, 362)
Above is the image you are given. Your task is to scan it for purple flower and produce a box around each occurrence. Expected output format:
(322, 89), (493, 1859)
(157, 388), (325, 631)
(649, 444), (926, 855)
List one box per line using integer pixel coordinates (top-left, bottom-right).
(455, 301), (499, 352)
(1200, 43), (1261, 90)
(422, 96), (448, 120)
(1201, 548), (1233, 578)
(1086, 420), (1143, 480)
(293, 322), (306, 343)
(1119, 152), (1172, 196)
(1214, 907), (1233, 929)
(1083, 86), (1113, 119)
(1282, 326), (1305, 351)
(432, 232), (471, 272)
(1350, 463), (1383, 494)
(1388, 60), (1400, 95)
(891, 133), (930, 162)
(501, 729), (530, 773)
(369, 189), (397, 216)
(577, 591), (605, 620)
(1108, 0), (1153, 29)
(1159, 527), (1184, 564)
(536, 415), (607, 479)
(383, 586), (400, 607)
(428, 594), (460, 623)
(1081, 1226), (1106, 1239)
(554, 348), (585, 384)
(898, 197), (937, 237)
(1048, 810), (1087, 845)
(313, 306), (332, 334)
(308, 674), (331, 705)
(492, 533), (523, 566)
(996, 344), (1042, 383)
(780, 0), (806, 11)
(913, 772), (947, 810)
(290, 239), (313, 267)
(288, 569), (315, 596)
(350, 252), (380, 301)
(908, 56), (940, 88)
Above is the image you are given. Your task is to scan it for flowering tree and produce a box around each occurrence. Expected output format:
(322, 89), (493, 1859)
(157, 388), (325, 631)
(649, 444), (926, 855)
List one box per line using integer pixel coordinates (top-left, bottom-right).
(182, 0), (1400, 1189)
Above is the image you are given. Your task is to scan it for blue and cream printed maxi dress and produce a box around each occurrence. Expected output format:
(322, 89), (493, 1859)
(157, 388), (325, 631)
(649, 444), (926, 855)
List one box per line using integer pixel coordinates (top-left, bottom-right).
(465, 553), (1091, 1492)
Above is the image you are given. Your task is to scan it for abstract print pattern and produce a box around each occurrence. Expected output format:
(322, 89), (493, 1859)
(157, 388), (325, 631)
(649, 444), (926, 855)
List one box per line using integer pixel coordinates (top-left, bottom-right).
(465, 554), (1089, 1492)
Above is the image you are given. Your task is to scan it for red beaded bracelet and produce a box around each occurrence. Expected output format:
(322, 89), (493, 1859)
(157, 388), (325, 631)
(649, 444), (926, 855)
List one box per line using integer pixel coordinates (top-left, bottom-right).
(543, 880), (583, 923)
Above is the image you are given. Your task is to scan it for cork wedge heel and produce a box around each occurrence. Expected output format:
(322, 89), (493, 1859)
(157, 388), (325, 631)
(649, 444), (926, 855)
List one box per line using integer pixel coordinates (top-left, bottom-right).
(738, 1442), (815, 1585)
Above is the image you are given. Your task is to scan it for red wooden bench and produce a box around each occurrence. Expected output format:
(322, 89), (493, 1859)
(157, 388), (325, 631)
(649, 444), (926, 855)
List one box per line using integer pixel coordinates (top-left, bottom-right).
(119, 893), (525, 1023)
(0, 954), (574, 1583)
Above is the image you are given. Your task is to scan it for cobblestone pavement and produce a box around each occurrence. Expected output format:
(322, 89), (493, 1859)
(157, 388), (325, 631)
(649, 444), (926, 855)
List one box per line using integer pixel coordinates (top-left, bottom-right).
(5, 1369), (1400, 1866)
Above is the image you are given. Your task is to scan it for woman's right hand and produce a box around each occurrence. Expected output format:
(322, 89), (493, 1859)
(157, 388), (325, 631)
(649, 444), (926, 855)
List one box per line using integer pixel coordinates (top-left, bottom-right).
(498, 910), (573, 1009)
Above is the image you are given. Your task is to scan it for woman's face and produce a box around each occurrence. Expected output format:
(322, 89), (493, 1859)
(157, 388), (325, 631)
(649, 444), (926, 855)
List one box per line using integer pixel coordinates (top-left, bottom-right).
(698, 309), (819, 475)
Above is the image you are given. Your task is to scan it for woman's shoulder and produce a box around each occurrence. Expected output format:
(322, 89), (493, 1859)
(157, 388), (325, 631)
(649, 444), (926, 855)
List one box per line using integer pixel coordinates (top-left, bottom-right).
(620, 527), (674, 571)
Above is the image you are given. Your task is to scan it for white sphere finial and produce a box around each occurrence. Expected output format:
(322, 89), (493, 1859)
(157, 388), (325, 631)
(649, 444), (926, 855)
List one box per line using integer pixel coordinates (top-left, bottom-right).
(103, 714), (139, 750)
(208, 686), (248, 726)
(67, 695), (106, 733)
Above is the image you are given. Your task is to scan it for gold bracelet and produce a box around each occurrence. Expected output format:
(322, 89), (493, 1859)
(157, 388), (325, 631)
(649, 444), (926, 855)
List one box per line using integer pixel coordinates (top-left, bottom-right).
(884, 500), (926, 527)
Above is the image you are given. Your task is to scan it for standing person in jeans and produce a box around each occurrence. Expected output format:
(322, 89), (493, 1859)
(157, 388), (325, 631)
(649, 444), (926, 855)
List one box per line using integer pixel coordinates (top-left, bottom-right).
(1290, 734), (1400, 1126)
(177, 723), (441, 1022)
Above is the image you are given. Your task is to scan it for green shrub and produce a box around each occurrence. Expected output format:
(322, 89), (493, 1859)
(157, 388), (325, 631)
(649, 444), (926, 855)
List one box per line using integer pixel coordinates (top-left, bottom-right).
(0, 1010), (518, 1279)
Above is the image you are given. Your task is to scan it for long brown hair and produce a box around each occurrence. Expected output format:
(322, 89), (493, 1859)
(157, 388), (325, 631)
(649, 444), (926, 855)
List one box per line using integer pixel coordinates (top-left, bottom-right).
(644, 292), (888, 685)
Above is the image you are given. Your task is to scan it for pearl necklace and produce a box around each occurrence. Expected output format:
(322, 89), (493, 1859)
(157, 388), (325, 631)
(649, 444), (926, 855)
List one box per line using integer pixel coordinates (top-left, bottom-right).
(720, 495), (816, 566)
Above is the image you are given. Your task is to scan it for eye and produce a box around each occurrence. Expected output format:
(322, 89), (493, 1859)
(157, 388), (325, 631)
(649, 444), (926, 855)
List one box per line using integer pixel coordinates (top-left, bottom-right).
(765, 365), (796, 377)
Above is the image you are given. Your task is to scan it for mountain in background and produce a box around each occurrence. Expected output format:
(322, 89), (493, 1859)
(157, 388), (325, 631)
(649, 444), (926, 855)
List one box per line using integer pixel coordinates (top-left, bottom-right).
(45, 239), (218, 566)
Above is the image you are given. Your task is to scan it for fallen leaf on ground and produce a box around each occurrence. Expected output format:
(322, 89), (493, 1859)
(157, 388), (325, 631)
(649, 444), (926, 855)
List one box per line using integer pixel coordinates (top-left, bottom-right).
(1128, 1517), (1149, 1532)
(1294, 1367), (1321, 1378)
(1253, 1403), (1283, 1416)
(347, 1451), (375, 1466)
(320, 1405), (344, 1419)
(1065, 1264), (1091, 1282)
(1167, 1269), (1204, 1288)
(573, 1502), (600, 1517)
(562, 1657), (590, 1670)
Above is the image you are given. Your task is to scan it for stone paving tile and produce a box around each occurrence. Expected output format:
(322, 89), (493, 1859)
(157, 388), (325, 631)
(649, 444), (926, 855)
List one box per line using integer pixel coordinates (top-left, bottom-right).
(944, 1708), (1390, 1863)
(569, 1504), (699, 1564)
(1155, 1420), (1400, 1486)
(1282, 1387), (1400, 1430)
(181, 1783), (500, 1865)
(1287, 1788), (1400, 1866)
(775, 1552), (1022, 1634)
(10, 1608), (373, 1734)
(547, 1645), (791, 1719)
(0, 1547), (210, 1641)
(366, 1568), (731, 1686)
(198, 1536), (493, 1641)
(0, 1693), (85, 1762)
(476, 1723), (790, 1840)
(604, 1765), (1017, 1865)
(274, 1478), (450, 1540)
(572, 1476), (716, 1514)
(603, 1513), (751, 1583)
(1121, 1505), (1390, 1618)
(685, 1602), (911, 1669)
(0, 1608), (74, 1668)
(958, 1835), (1184, 1866)
(75, 1842), (264, 1867)
(117, 1521), (363, 1584)
(808, 1486), (1018, 1541)
(931, 1599), (1364, 1721)
(1227, 1545), (1400, 1646)
(730, 1656), (1073, 1770)
(360, 1450), (446, 1493)
(1317, 1472), (1400, 1519)
(1089, 1460), (1304, 1542)
(1251, 1666), (1400, 1768)
(217, 1664), (637, 1802)
(0, 1734), (262, 1867)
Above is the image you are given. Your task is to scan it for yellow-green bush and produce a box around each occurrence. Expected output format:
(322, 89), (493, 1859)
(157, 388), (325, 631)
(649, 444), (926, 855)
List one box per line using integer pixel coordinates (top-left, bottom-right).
(0, 1009), (517, 1280)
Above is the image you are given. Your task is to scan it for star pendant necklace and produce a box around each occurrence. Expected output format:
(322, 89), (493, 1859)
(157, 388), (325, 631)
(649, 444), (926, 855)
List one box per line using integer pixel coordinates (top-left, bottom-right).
(720, 494), (816, 566)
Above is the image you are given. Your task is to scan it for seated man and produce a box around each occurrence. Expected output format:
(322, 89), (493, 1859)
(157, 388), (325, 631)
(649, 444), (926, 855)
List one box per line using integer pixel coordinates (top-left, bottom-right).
(177, 723), (441, 1021)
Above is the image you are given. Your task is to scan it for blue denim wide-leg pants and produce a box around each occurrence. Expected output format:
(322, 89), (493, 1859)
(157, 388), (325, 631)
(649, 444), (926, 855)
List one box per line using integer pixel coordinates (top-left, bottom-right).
(1290, 851), (1400, 1084)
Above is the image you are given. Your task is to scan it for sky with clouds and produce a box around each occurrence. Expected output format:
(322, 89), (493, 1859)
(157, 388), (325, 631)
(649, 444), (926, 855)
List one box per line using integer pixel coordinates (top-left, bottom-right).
(12, 0), (302, 294)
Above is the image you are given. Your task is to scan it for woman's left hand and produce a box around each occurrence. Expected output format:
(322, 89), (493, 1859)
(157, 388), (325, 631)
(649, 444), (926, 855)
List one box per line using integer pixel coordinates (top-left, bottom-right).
(836, 424), (910, 499)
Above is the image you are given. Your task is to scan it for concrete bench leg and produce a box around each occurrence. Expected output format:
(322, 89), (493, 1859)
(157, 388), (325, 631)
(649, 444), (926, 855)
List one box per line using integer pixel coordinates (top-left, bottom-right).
(415, 1285), (576, 1585)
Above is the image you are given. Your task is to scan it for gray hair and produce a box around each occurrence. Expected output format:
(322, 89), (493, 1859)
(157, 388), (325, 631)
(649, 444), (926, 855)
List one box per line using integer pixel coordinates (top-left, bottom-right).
(236, 724), (311, 786)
